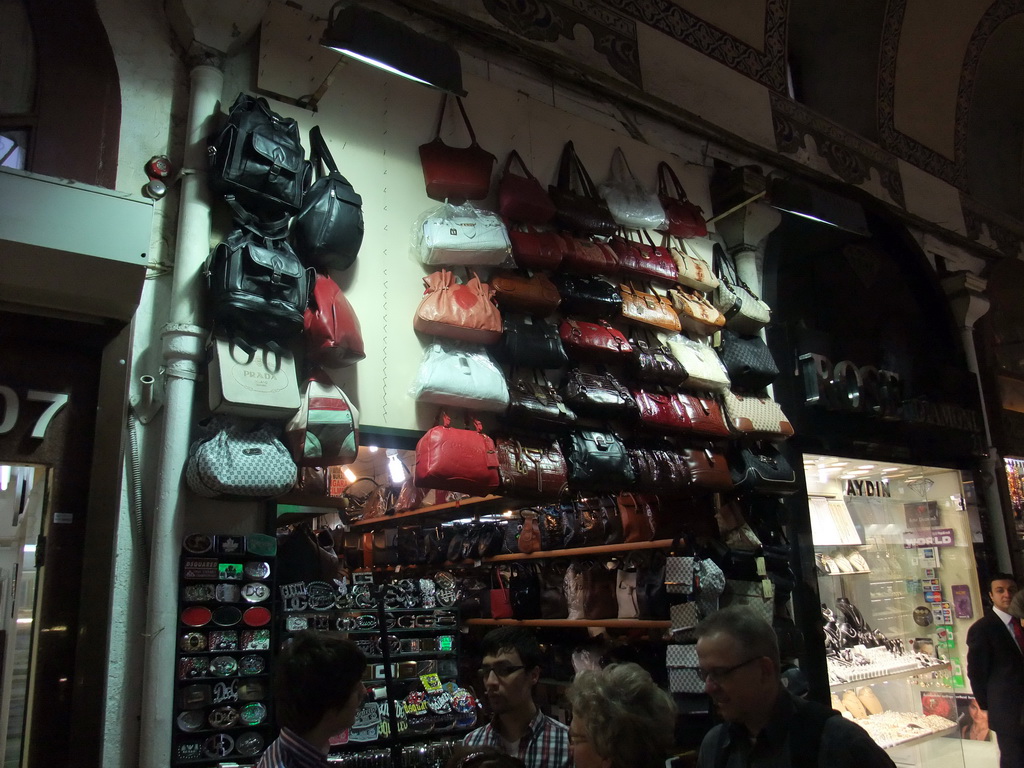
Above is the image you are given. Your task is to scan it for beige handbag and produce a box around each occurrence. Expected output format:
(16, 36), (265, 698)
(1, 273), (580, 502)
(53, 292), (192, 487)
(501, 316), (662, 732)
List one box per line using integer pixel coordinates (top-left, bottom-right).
(669, 236), (719, 293)
(207, 337), (300, 418)
(721, 389), (795, 439)
(669, 287), (726, 336)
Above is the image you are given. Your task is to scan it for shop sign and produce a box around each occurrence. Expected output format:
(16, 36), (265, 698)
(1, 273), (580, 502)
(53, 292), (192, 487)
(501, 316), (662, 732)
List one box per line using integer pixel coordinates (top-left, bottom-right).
(902, 527), (955, 548)
(844, 478), (891, 497)
(0, 385), (69, 441)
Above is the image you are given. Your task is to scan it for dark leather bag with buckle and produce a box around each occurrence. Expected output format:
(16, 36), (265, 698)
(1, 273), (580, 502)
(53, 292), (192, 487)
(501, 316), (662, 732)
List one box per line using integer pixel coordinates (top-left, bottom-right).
(496, 437), (568, 498)
(553, 274), (622, 319)
(562, 368), (636, 419)
(506, 371), (576, 429)
(559, 319), (632, 364)
(682, 445), (733, 491)
(730, 443), (797, 494)
(674, 393), (731, 438)
(495, 315), (568, 370)
(563, 430), (634, 491)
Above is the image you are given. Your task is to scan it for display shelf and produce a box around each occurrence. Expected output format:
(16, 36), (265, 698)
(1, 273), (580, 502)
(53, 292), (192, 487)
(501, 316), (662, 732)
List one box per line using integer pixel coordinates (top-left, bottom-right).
(466, 618), (671, 628)
(880, 725), (957, 750)
(829, 661), (950, 691)
(275, 495), (504, 525)
(819, 570), (872, 576)
(483, 539), (676, 562)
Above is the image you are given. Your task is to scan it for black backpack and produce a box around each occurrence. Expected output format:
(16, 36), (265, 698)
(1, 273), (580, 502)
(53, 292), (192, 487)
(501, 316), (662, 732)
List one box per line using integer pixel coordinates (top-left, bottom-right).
(206, 200), (311, 346)
(292, 126), (364, 271)
(208, 93), (312, 216)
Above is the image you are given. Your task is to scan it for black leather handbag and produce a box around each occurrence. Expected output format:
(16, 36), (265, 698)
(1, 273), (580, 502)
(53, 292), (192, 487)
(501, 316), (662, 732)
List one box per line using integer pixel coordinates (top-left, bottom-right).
(729, 442), (797, 494)
(627, 335), (689, 387)
(537, 505), (567, 550)
(716, 330), (779, 392)
(292, 126), (364, 271)
(506, 372), (577, 429)
(563, 430), (634, 492)
(509, 563), (543, 619)
(561, 368), (637, 418)
(495, 315), (568, 369)
(549, 141), (616, 236)
(553, 274), (623, 319)
(573, 498), (607, 546)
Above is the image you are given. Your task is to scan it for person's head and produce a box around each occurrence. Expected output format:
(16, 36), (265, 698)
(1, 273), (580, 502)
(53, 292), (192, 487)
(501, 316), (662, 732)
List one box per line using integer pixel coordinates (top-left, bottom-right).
(445, 745), (526, 768)
(987, 573), (1018, 612)
(968, 697), (988, 724)
(566, 662), (677, 768)
(1008, 588), (1024, 620)
(694, 607), (781, 730)
(274, 631), (367, 737)
(478, 627), (543, 716)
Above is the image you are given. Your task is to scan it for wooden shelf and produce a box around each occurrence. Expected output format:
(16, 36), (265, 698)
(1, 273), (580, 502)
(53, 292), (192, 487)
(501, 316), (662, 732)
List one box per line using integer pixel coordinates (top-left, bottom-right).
(483, 539), (676, 562)
(466, 618), (671, 628)
(274, 495), (505, 527)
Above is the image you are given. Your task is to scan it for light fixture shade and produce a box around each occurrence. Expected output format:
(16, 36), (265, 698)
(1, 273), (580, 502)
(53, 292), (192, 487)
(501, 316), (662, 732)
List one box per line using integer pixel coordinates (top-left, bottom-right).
(321, 5), (466, 96)
(767, 177), (870, 236)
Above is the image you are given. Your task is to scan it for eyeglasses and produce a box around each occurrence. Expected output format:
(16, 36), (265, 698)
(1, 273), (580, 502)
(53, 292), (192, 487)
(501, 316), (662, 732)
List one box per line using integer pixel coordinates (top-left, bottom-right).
(697, 656), (762, 683)
(478, 664), (525, 679)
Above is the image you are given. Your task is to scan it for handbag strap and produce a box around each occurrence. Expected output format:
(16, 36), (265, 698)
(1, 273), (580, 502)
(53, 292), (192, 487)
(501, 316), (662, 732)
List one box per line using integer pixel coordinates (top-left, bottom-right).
(431, 94), (480, 146)
(657, 161), (690, 201)
(309, 125), (341, 179)
(609, 147), (639, 186)
(502, 149), (537, 181)
(556, 141), (599, 199)
(713, 243), (763, 300)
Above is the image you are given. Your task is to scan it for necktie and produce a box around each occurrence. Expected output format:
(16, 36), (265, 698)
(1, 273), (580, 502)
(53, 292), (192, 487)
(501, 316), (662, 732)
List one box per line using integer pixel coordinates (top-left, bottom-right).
(1011, 618), (1024, 655)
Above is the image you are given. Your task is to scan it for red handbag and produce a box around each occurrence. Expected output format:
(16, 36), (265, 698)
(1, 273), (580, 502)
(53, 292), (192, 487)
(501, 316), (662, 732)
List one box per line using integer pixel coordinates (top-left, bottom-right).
(304, 273), (365, 367)
(509, 227), (570, 271)
(611, 231), (679, 284)
(562, 236), (620, 276)
(418, 95), (496, 202)
(558, 318), (632, 363)
(617, 492), (655, 542)
(673, 393), (730, 438)
(499, 150), (557, 225)
(413, 269), (502, 344)
(632, 389), (691, 432)
(490, 568), (514, 619)
(656, 162), (708, 238)
(414, 412), (500, 495)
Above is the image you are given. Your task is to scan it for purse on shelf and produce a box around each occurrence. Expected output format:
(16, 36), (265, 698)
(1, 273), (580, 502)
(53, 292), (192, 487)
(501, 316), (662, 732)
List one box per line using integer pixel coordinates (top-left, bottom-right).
(721, 389), (794, 439)
(490, 270), (561, 316)
(611, 231), (678, 284)
(490, 568), (514, 620)
(498, 149), (557, 225)
(414, 412), (501, 495)
(713, 243), (771, 334)
(681, 445), (733, 492)
(559, 318), (633, 364)
(626, 331), (688, 387)
(510, 563), (543, 619)
(518, 510), (543, 553)
(673, 392), (730, 438)
(619, 283), (681, 333)
(580, 561), (619, 620)
(508, 227), (570, 271)
(616, 564), (639, 619)
(656, 161), (708, 239)
(506, 371), (577, 428)
(496, 436), (568, 498)
(413, 269), (503, 345)
(631, 389), (691, 433)
(666, 335), (731, 392)
(627, 446), (688, 492)
(540, 561), (570, 618)
(409, 343), (509, 412)
(563, 430), (634, 492)
(716, 329), (779, 392)
(553, 274), (622, 319)
(549, 141), (617, 236)
(420, 202), (511, 266)
(617, 492), (655, 542)
(561, 367), (637, 418)
(599, 147), (668, 230)
(562, 236), (620, 276)
(304, 272), (365, 368)
(670, 236), (719, 293)
(494, 314), (568, 369)
(669, 286), (725, 336)
(418, 95), (496, 202)
(729, 442), (798, 494)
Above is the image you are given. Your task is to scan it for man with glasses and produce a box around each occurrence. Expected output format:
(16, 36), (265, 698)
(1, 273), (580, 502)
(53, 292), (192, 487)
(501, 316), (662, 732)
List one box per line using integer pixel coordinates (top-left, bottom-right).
(695, 607), (895, 768)
(463, 627), (570, 768)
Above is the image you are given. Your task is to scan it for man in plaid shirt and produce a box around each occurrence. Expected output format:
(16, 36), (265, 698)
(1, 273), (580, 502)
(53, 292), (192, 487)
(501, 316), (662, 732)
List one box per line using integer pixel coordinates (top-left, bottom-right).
(463, 627), (570, 768)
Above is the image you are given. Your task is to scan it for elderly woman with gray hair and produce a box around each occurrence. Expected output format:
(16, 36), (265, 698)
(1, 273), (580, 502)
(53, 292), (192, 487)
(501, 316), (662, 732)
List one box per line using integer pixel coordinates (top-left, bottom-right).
(566, 662), (678, 768)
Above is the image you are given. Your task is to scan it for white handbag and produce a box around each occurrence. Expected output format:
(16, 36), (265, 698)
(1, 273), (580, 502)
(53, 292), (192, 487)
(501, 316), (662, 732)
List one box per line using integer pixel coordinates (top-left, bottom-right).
(666, 335), (731, 392)
(420, 202), (512, 266)
(713, 244), (771, 334)
(616, 568), (639, 619)
(598, 148), (668, 230)
(671, 237), (719, 293)
(207, 337), (300, 418)
(409, 343), (509, 412)
(721, 389), (795, 439)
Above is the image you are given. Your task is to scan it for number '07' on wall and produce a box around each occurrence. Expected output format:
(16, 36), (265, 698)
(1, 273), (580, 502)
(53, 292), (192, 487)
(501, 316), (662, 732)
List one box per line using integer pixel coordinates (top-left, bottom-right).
(0, 386), (69, 440)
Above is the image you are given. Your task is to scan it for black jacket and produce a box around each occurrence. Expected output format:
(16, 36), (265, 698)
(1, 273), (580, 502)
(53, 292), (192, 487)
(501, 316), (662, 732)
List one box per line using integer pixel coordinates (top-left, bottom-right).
(966, 609), (1024, 734)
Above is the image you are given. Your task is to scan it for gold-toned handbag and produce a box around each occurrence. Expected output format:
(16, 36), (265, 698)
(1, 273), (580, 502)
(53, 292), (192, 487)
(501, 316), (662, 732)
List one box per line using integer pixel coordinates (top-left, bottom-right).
(669, 286), (725, 336)
(619, 283), (681, 332)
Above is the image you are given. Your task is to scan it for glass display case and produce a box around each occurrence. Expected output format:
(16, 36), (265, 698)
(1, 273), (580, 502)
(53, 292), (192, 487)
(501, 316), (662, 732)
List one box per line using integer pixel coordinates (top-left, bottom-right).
(804, 455), (997, 768)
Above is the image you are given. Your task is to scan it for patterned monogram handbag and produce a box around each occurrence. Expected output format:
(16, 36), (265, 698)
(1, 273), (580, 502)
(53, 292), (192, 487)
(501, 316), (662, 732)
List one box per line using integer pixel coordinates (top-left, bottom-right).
(721, 389), (794, 439)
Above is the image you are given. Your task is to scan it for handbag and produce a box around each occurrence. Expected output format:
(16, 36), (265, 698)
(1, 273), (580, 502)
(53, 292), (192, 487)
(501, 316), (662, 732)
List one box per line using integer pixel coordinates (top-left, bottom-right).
(495, 315), (568, 369)
(670, 236), (719, 292)
(611, 231), (678, 284)
(626, 332), (688, 387)
(562, 236), (620, 276)
(207, 337), (300, 418)
(722, 578), (774, 623)
(414, 412), (501, 495)
(490, 568), (514, 619)
(420, 202), (511, 266)
(563, 430), (634, 492)
(285, 375), (360, 467)
(616, 566), (640, 619)
(292, 125), (364, 271)
(713, 244), (771, 334)
(537, 505), (567, 551)
(559, 319), (632, 364)
(573, 498), (607, 546)
(619, 283), (681, 333)
(303, 272), (366, 368)
(496, 436), (568, 498)
(580, 561), (618, 619)
(666, 335), (731, 392)
(627, 447), (688, 492)
(632, 389), (691, 432)
(729, 442), (798, 494)
(186, 418), (297, 499)
(409, 343), (509, 412)
(721, 389), (795, 439)
(490, 270), (561, 316)
(508, 227), (570, 271)
(509, 563), (543, 619)
(553, 274), (622, 319)
(669, 287), (725, 336)
(681, 446), (733, 492)
(599, 148), (668, 230)
(665, 554), (695, 594)
(636, 550), (669, 619)
(617, 492), (655, 542)
(506, 371), (577, 428)
(656, 162), (707, 238)
(413, 269), (502, 344)
(498, 150), (557, 225)
(518, 510), (542, 554)
(716, 330), (779, 391)
(549, 141), (616, 236)
(418, 95), (496, 202)
(562, 368), (637, 418)
(673, 393), (731, 438)
(539, 561), (570, 618)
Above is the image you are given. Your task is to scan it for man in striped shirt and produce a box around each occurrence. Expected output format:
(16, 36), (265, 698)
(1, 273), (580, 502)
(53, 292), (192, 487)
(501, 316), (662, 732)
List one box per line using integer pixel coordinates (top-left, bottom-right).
(463, 627), (570, 768)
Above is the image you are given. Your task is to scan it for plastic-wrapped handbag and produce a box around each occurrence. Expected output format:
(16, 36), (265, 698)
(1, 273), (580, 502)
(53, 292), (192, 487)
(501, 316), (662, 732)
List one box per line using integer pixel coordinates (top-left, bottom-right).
(599, 148), (667, 230)
(409, 343), (509, 412)
(419, 202), (511, 266)
(666, 335), (731, 392)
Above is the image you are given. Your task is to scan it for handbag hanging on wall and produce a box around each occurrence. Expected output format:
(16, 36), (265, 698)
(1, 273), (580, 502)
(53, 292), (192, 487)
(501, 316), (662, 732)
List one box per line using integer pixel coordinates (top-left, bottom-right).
(496, 436), (568, 498)
(285, 374), (360, 467)
(611, 230), (678, 285)
(186, 418), (297, 499)
(418, 95), (496, 202)
(490, 568), (514, 619)
(408, 343), (509, 412)
(669, 286), (725, 336)
(419, 202), (512, 266)
(549, 141), (617, 237)
(415, 412), (501, 495)
(499, 150), (557, 225)
(619, 283), (681, 333)
(562, 236), (620, 276)
(559, 319), (633, 364)
(490, 270), (561, 316)
(508, 227), (570, 271)
(656, 161), (708, 239)
(626, 331), (688, 387)
(413, 269), (503, 344)
(670, 236), (719, 293)
(599, 148), (668, 230)
(729, 442), (798, 494)
(561, 368), (637, 419)
(553, 274), (622, 319)
(304, 272), (366, 368)
(666, 335), (731, 392)
(494, 314), (568, 369)
(721, 389), (794, 439)
(715, 329), (779, 391)
(712, 243), (771, 334)
(563, 430), (634, 492)
(207, 336), (300, 418)
(506, 371), (577, 429)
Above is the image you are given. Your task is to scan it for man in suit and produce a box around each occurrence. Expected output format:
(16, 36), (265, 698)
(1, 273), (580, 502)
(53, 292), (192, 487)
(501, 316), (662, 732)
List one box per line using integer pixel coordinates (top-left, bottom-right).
(967, 573), (1023, 768)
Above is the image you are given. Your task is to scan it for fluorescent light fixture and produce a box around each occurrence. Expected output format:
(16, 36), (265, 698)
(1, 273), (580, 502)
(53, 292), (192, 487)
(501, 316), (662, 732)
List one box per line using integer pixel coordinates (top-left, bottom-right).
(857, 465), (876, 470)
(367, 446), (378, 453)
(766, 178), (870, 236)
(388, 454), (407, 484)
(0, 465), (9, 491)
(342, 466), (358, 484)
(321, 4), (466, 96)
(23, 543), (36, 553)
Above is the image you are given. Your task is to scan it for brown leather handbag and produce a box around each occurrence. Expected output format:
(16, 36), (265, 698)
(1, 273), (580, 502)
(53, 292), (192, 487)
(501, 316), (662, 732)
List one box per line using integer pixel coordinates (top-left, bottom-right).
(674, 393), (731, 438)
(619, 284), (681, 332)
(518, 510), (542, 554)
(669, 286), (725, 336)
(413, 269), (502, 344)
(563, 236), (620, 276)
(509, 227), (571, 271)
(496, 436), (568, 498)
(580, 561), (619, 619)
(682, 445), (733, 491)
(490, 270), (561, 316)
(418, 95), (496, 202)
(559, 318), (632, 364)
(617, 492), (655, 542)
